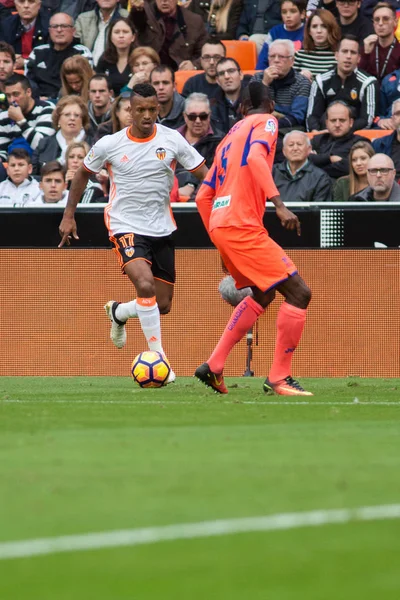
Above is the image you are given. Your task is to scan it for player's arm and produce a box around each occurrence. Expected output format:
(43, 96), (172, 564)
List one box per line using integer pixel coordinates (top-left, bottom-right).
(58, 165), (90, 248)
(192, 163), (208, 182)
(247, 142), (301, 236)
(195, 164), (217, 232)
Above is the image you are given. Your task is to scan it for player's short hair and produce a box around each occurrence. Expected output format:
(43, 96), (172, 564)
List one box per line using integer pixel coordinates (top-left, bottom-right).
(0, 41), (16, 62)
(283, 130), (311, 147)
(241, 80), (273, 112)
(338, 35), (360, 53)
(8, 148), (31, 163)
(269, 39), (295, 57)
(130, 82), (158, 100)
(280, 0), (307, 13)
(4, 73), (31, 90)
(372, 1), (396, 16)
(41, 161), (66, 180)
(89, 74), (112, 91)
(150, 64), (175, 83)
(327, 100), (354, 119)
(184, 93), (210, 112)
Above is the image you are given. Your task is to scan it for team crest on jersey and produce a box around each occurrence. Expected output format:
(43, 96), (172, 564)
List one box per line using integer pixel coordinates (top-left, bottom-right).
(265, 119), (276, 134)
(156, 147), (167, 160)
(124, 246), (135, 258)
(350, 88), (358, 100)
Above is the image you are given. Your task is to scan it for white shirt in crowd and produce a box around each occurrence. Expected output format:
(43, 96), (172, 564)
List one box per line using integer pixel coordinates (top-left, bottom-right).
(0, 177), (41, 206)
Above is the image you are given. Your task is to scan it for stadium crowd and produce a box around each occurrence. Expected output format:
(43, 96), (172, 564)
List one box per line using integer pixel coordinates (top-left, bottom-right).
(1, 0), (400, 204)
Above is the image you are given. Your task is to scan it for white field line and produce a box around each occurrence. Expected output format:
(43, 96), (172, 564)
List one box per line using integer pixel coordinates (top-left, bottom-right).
(0, 504), (399, 561)
(1, 399), (400, 406)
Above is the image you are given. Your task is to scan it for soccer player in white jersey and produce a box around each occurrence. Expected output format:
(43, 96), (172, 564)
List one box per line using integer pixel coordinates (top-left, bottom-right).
(59, 83), (208, 382)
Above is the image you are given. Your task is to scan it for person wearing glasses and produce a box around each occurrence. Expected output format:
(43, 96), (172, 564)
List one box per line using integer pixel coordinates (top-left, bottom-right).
(373, 99), (400, 178)
(150, 65), (185, 129)
(175, 92), (224, 198)
(360, 2), (400, 83)
(0, 0), (50, 71)
(349, 153), (400, 201)
(181, 40), (226, 99)
(211, 56), (251, 133)
(307, 35), (378, 132)
(25, 12), (93, 101)
(319, 0), (374, 43)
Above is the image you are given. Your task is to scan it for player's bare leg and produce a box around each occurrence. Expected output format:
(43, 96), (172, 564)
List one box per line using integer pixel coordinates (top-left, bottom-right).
(263, 274), (313, 396)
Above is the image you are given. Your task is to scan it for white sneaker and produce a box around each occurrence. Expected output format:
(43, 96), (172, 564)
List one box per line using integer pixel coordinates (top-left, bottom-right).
(104, 301), (127, 349)
(165, 369), (176, 385)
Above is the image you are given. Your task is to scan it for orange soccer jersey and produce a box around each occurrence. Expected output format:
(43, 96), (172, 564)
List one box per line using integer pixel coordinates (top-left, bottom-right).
(197, 113), (280, 232)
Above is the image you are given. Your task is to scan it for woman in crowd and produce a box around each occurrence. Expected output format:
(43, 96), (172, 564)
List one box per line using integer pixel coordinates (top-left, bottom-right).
(122, 46), (160, 92)
(334, 141), (375, 201)
(96, 18), (137, 97)
(65, 141), (105, 203)
(59, 55), (94, 104)
(95, 92), (133, 140)
(32, 96), (92, 175)
(293, 9), (340, 81)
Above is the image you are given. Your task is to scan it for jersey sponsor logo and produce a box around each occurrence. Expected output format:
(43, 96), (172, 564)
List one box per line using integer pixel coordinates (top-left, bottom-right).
(212, 195), (231, 211)
(265, 118), (276, 134)
(87, 148), (95, 161)
(155, 147), (167, 160)
(120, 154), (130, 163)
(124, 246), (135, 258)
(350, 88), (358, 100)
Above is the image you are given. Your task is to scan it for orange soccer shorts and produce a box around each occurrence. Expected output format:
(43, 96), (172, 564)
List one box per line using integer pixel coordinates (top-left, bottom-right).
(211, 226), (298, 292)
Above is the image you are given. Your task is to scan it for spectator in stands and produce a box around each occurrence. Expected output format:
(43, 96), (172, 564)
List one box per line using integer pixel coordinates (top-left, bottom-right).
(333, 139), (375, 200)
(95, 90), (132, 138)
(309, 100), (368, 179)
(237, 0), (282, 50)
(360, 3), (400, 83)
(211, 57), (250, 133)
(256, 0), (306, 69)
(25, 12), (93, 101)
(57, 0), (96, 20)
(350, 153), (400, 200)
(88, 74), (113, 135)
(65, 141), (105, 202)
(95, 17), (136, 96)
(0, 147), (41, 206)
(372, 99), (400, 178)
(273, 130), (333, 201)
(25, 160), (70, 205)
(149, 65), (185, 129)
(0, 43), (16, 111)
(379, 68), (400, 126)
(75, 0), (129, 67)
(293, 9), (339, 81)
(321, 0), (374, 43)
(122, 46), (161, 91)
(60, 55), (94, 103)
(182, 40), (226, 99)
(32, 95), (91, 173)
(128, 0), (208, 70)
(306, 36), (378, 132)
(0, 0), (50, 70)
(252, 40), (311, 130)
(175, 92), (224, 198)
(0, 73), (54, 161)
(203, 0), (243, 41)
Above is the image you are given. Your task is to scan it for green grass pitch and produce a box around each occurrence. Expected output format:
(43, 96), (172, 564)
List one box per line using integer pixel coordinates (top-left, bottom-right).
(1, 376), (400, 599)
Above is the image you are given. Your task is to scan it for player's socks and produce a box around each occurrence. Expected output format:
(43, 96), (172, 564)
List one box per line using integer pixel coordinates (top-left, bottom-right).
(115, 299), (138, 322)
(208, 296), (264, 373)
(268, 302), (307, 383)
(136, 296), (164, 354)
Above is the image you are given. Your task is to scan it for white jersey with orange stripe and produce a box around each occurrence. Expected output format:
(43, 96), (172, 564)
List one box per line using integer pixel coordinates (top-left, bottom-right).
(83, 124), (205, 237)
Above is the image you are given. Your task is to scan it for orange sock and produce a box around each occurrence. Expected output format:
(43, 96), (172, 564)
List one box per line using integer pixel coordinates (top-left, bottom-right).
(208, 296), (264, 373)
(268, 302), (307, 383)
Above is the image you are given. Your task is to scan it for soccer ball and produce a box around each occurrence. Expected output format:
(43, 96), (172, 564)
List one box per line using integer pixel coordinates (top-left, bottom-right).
(131, 351), (170, 388)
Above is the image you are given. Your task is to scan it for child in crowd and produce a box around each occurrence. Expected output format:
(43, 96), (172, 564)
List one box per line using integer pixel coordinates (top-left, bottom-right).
(25, 161), (69, 206)
(256, 0), (306, 69)
(0, 148), (40, 206)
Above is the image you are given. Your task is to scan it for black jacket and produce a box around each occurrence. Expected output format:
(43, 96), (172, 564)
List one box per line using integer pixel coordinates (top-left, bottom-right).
(0, 9), (50, 55)
(210, 77), (251, 134)
(273, 160), (333, 202)
(309, 132), (368, 179)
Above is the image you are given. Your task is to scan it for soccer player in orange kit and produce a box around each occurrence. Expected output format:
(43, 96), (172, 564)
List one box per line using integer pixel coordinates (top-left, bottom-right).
(195, 80), (313, 396)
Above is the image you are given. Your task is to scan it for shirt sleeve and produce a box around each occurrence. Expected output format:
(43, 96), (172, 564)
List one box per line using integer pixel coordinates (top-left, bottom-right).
(175, 134), (206, 172)
(83, 137), (109, 173)
(249, 115), (278, 154)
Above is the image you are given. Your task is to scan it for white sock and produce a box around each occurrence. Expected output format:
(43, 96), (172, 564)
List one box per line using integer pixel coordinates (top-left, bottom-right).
(136, 301), (164, 354)
(115, 300), (137, 322)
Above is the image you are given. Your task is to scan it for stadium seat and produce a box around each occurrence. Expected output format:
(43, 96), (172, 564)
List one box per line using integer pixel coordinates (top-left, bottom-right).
(175, 70), (204, 94)
(221, 40), (257, 70)
(354, 129), (394, 140)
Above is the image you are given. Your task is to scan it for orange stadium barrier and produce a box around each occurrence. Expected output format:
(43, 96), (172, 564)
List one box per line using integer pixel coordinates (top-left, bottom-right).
(174, 69), (204, 94)
(307, 130), (394, 141)
(1, 249), (399, 377)
(221, 40), (257, 70)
